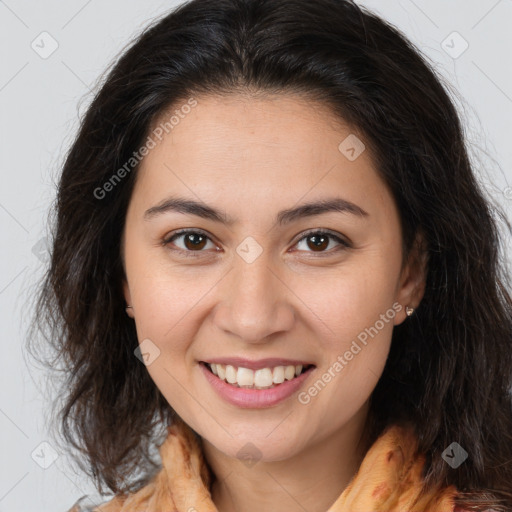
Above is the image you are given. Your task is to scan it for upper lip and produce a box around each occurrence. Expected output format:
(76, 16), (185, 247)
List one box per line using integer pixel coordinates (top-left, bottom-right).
(200, 357), (315, 371)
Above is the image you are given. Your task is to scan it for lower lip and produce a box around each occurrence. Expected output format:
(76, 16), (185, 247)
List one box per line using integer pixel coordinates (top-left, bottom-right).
(199, 362), (316, 409)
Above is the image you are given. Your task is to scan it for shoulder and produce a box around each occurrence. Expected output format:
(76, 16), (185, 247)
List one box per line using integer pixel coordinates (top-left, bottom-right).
(66, 496), (95, 512)
(66, 495), (118, 512)
(454, 508), (500, 512)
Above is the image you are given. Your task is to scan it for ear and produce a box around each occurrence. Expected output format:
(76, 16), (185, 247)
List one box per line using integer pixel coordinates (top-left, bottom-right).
(394, 230), (429, 326)
(120, 229), (135, 319)
(123, 278), (135, 319)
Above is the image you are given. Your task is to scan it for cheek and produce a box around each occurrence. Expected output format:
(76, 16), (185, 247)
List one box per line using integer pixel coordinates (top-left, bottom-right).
(294, 260), (397, 344)
(297, 275), (395, 411)
(292, 255), (398, 401)
(131, 274), (209, 349)
(127, 266), (212, 408)
(124, 240), (210, 350)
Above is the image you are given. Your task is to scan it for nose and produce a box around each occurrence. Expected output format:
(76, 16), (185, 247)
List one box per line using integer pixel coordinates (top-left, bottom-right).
(212, 254), (295, 343)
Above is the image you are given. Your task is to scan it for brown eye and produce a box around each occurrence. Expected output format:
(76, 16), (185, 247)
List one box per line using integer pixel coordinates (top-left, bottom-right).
(295, 230), (350, 254)
(163, 229), (217, 256)
(182, 232), (208, 250)
(305, 233), (329, 252)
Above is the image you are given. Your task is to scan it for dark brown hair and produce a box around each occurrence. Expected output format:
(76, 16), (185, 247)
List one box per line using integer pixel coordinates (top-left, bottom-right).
(28, 0), (512, 509)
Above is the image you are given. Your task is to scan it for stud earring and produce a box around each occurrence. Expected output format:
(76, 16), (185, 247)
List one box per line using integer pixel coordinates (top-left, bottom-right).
(405, 306), (415, 317)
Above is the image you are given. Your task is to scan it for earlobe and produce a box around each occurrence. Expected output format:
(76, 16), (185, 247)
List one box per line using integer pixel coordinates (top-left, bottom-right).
(123, 279), (135, 318)
(394, 231), (429, 325)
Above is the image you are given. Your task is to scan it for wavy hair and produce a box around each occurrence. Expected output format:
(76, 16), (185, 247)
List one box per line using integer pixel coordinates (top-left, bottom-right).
(29, 0), (512, 509)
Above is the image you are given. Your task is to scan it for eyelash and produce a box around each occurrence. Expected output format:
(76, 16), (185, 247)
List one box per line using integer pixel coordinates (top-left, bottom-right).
(162, 228), (351, 258)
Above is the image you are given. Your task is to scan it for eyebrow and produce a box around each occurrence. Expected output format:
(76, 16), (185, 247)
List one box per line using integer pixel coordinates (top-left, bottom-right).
(143, 195), (369, 226)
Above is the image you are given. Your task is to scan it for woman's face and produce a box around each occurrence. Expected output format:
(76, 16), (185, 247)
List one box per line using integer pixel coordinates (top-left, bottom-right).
(122, 93), (426, 462)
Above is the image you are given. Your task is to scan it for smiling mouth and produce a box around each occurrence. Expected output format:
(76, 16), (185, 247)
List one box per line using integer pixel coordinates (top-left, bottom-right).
(200, 361), (315, 389)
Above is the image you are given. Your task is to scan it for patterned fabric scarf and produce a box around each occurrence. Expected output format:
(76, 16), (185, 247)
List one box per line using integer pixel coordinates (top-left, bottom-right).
(69, 417), (464, 512)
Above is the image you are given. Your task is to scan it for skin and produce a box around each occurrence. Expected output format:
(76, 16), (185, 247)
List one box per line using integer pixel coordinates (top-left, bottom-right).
(121, 92), (427, 512)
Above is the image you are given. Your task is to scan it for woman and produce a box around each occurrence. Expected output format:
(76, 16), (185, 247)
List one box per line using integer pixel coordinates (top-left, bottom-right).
(30, 0), (512, 510)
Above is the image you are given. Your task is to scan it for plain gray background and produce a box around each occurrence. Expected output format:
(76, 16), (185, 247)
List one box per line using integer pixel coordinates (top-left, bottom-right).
(1, 1), (511, 510)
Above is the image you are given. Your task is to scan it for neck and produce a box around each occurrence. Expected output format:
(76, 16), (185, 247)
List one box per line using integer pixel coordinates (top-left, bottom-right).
(200, 402), (371, 512)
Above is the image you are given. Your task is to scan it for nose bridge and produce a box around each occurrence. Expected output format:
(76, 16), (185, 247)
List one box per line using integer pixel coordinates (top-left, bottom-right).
(214, 251), (294, 342)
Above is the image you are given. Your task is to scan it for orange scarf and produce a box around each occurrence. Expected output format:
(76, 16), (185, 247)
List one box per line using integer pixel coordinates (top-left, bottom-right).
(69, 417), (461, 512)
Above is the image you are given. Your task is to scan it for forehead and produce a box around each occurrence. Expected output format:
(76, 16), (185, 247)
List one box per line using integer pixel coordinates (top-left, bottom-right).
(132, 92), (395, 224)
(145, 92), (360, 171)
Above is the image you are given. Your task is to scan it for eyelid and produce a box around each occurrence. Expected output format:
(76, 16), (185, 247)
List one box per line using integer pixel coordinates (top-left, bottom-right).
(291, 228), (351, 249)
(162, 228), (219, 257)
(163, 227), (213, 243)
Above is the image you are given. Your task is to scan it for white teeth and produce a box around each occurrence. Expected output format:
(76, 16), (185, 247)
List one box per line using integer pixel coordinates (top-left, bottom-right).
(216, 364), (226, 380)
(272, 365), (285, 384)
(284, 365), (295, 380)
(254, 368), (273, 388)
(207, 362), (310, 389)
(225, 365), (237, 384)
(237, 367), (254, 387)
